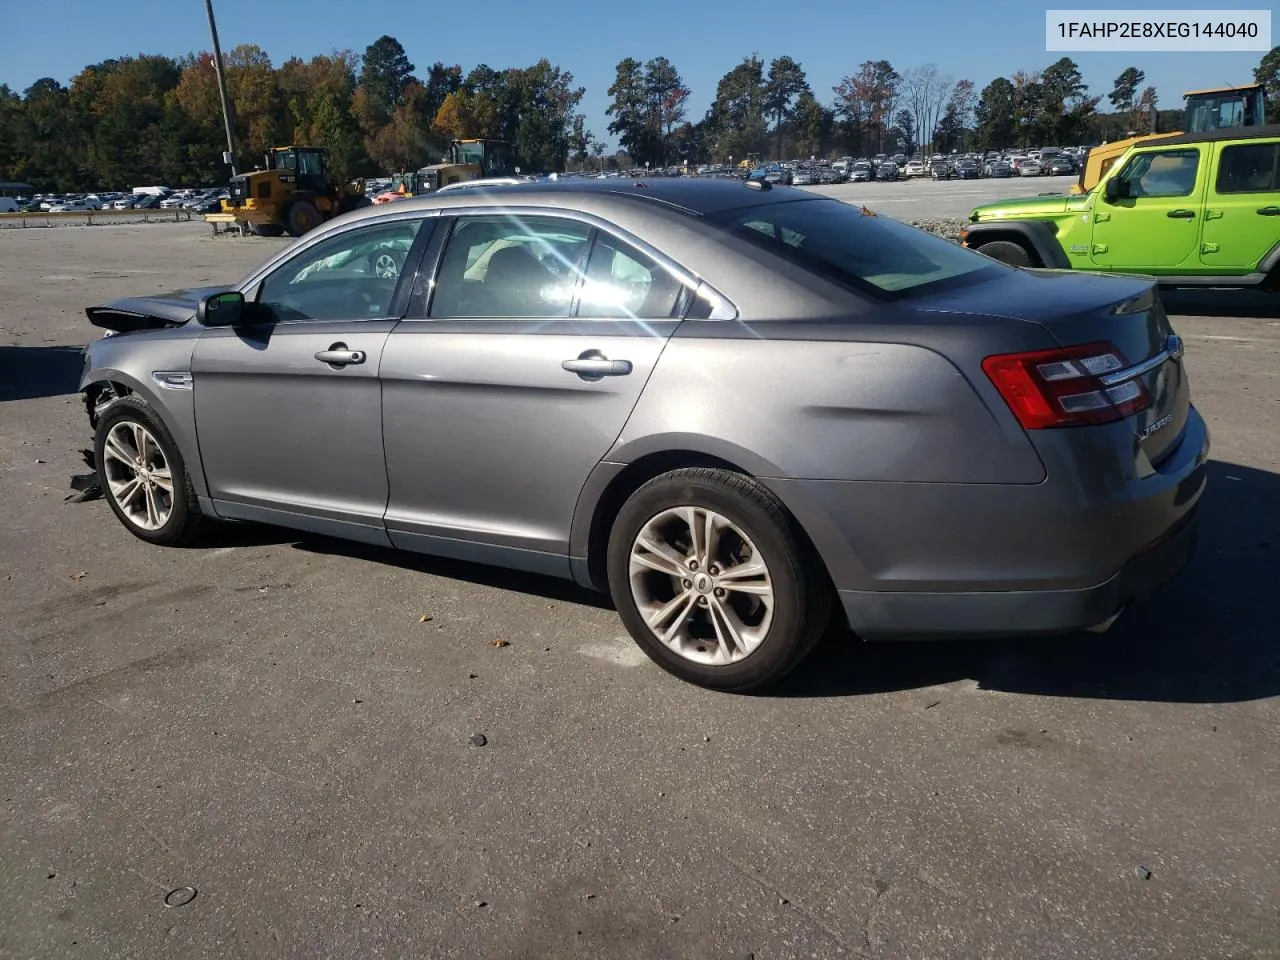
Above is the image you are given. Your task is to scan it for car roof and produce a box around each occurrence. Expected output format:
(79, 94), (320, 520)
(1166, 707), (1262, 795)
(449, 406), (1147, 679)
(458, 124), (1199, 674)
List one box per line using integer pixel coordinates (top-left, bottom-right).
(1140, 123), (1280, 147)
(363, 177), (809, 220)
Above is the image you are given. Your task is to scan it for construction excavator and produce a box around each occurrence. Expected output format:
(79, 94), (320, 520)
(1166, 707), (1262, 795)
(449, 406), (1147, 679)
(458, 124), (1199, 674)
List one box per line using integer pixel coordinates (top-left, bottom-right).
(1071, 83), (1269, 195)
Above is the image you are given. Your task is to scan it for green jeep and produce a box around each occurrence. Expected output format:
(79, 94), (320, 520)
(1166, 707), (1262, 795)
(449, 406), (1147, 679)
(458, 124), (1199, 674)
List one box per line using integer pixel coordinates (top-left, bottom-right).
(961, 126), (1280, 291)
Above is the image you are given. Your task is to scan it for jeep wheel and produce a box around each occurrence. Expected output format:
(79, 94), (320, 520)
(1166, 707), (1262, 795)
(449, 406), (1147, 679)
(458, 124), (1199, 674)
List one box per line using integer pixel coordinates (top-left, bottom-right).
(976, 239), (1036, 268)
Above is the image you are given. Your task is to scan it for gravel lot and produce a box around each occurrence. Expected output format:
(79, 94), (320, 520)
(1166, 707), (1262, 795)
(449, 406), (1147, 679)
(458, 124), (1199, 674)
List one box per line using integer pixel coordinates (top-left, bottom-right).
(2, 215), (1278, 960)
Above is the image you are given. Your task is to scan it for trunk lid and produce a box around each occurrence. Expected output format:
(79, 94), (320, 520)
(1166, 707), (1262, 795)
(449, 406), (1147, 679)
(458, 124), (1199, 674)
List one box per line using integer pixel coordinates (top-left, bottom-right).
(85, 285), (232, 333)
(912, 268), (1189, 465)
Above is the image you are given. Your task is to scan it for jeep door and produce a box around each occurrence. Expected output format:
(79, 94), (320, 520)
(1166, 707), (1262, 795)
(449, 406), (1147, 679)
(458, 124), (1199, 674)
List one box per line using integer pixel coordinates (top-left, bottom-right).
(1200, 138), (1280, 271)
(1089, 146), (1207, 273)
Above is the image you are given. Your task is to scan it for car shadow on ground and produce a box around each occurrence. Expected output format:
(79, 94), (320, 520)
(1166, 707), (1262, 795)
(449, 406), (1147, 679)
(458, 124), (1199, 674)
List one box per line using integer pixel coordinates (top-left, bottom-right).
(0, 344), (84, 402)
(198, 459), (1277, 704)
(287, 537), (616, 610)
(773, 459), (1279, 704)
(1162, 289), (1279, 319)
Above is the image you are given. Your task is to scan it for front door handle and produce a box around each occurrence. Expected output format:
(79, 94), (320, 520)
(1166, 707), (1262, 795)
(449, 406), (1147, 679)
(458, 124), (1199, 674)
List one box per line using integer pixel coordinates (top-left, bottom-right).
(562, 352), (632, 381)
(315, 343), (366, 367)
(1258, 206), (1280, 216)
(1166, 209), (1196, 219)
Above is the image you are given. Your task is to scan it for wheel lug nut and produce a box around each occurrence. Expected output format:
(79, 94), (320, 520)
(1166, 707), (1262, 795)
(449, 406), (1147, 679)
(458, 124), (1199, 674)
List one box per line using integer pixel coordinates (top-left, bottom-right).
(697, 596), (708, 606)
(688, 560), (698, 571)
(708, 565), (719, 575)
(714, 588), (725, 598)
(682, 580), (692, 589)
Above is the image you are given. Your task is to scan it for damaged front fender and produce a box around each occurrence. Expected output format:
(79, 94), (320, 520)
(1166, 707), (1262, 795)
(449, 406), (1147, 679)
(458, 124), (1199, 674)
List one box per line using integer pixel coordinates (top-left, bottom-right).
(80, 330), (207, 499)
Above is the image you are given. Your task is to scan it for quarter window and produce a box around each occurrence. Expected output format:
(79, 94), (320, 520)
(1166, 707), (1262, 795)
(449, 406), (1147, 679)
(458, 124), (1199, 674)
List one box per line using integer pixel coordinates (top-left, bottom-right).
(254, 219), (424, 322)
(578, 234), (687, 319)
(1216, 142), (1280, 194)
(429, 215), (590, 319)
(1117, 149), (1201, 198)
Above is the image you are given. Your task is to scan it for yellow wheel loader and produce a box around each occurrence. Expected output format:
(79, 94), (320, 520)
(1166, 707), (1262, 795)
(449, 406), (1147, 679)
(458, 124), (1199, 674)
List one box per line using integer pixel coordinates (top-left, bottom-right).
(1071, 83), (1268, 195)
(375, 140), (516, 204)
(208, 146), (368, 237)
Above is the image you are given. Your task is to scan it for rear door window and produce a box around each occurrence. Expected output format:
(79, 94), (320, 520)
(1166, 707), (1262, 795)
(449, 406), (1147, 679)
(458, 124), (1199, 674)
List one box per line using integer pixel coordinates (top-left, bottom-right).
(1215, 142), (1280, 193)
(428, 215), (590, 319)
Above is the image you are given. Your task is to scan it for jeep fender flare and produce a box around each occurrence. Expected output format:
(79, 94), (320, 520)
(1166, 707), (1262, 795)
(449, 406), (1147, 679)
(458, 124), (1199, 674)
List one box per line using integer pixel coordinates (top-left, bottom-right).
(961, 221), (1072, 270)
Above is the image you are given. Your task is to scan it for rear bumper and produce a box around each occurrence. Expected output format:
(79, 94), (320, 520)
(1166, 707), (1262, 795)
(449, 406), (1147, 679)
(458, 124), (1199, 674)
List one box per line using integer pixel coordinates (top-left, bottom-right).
(766, 405), (1209, 641)
(837, 507), (1198, 639)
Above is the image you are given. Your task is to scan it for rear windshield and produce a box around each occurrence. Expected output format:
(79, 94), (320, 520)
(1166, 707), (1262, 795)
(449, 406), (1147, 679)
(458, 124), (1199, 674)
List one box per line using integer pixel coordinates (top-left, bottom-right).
(711, 197), (1000, 298)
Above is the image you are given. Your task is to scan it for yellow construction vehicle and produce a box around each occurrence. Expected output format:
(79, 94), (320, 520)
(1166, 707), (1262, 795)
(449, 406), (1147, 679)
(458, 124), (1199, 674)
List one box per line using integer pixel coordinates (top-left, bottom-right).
(1071, 83), (1268, 194)
(376, 140), (515, 204)
(207, 145), (368, 236)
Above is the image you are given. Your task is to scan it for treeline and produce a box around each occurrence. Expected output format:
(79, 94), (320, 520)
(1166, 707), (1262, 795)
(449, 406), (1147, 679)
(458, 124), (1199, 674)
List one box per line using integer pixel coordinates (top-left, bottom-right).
(0, 36), (586, 191)
(2, 40), (1277, 190)
(607, 47), (1280, 169)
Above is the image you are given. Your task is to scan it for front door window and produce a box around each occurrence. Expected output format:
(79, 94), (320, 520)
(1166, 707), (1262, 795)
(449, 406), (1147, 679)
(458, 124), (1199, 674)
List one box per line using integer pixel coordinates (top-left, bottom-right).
(255, 219), (425, 322)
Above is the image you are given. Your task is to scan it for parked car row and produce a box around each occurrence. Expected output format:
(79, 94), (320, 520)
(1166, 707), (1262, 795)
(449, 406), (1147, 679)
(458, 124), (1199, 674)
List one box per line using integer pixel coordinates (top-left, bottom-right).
(9, 186), (229, 214)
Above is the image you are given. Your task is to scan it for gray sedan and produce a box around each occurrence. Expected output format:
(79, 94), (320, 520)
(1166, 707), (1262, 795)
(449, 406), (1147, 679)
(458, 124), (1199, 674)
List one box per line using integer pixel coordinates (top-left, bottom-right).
(81, 179), (1207, 690)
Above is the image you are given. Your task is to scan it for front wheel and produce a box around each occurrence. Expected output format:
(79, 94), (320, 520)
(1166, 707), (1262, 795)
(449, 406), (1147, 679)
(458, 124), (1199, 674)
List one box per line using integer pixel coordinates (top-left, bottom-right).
(285, 200), (320, 237)
(975, 239), (1035, 268)
(607, 468), (831, 691)
(95, 396), (204, 546)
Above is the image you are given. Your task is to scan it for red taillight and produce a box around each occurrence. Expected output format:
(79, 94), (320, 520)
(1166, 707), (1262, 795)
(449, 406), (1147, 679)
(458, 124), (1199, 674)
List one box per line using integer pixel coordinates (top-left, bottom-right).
(982, 341), (1150, 429)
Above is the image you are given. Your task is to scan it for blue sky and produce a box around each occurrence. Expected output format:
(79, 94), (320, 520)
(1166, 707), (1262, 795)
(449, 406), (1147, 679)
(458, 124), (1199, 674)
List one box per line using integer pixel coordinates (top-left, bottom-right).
(1, 0), (1267, 148)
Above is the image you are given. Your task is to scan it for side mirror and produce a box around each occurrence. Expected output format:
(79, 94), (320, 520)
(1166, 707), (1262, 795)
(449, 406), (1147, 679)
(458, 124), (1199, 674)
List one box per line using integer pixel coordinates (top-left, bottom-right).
(197, 290), (245, 327)
(1104, 177), (1130, 202)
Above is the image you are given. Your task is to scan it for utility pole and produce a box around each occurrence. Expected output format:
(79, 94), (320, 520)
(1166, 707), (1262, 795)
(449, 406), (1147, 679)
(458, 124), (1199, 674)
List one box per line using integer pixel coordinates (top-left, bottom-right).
(204, 0), (238, 175)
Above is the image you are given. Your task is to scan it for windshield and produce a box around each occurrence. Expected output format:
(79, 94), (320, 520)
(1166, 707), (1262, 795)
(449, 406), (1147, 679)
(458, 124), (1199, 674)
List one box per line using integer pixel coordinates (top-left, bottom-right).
(454, 141), (484, 165)
(712, 198), (999, 298)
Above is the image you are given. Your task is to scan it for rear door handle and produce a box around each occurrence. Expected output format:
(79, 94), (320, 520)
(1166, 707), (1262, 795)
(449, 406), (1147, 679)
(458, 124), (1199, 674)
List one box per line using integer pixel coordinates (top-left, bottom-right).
(1166, 209), (1196, 219)
(314, 344), (366, 367)
(562, 354), (632, 380)
(1258, 206), (1280, 216)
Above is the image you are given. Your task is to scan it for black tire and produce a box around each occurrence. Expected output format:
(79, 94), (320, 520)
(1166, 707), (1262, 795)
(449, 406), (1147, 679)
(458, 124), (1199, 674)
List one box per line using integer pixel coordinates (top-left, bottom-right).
(248, 222), (285, 237)
(94, 395), (204, 546)
(285, 200), (320, 237)
(976, 239), (1036, 268)
(606, 468), (831, 692)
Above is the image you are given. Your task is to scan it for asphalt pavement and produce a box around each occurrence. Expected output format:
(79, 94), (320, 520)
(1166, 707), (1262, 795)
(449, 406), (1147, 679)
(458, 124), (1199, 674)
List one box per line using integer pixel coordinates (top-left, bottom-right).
(1, 212), (1278, 960)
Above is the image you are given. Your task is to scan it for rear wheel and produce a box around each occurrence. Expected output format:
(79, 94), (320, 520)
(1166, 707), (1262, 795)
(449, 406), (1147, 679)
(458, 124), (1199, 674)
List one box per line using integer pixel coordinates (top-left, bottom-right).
(607, 468), (831, 692)
(285, 200), (320, 237)
(975, 239), (1036, 268)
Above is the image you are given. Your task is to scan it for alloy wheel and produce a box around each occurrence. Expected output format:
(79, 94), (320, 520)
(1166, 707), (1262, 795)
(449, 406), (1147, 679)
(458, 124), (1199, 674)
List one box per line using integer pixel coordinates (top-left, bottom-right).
(102, 421), (173, 531)
(628, 506), (775, 666)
